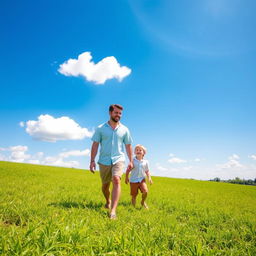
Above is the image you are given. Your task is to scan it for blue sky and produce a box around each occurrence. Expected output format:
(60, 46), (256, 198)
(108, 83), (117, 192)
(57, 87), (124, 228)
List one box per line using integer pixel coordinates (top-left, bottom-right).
(1, 0), (256, 180)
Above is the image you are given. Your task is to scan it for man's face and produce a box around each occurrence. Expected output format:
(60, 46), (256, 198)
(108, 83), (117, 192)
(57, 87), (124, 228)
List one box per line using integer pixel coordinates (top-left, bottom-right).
(110, 107), (122, 123)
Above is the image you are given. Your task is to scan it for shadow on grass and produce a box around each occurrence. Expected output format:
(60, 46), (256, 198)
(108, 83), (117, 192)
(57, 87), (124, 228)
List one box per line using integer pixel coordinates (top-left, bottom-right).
(118, 201), (131, 207)
(48, 200), (138, 217)
(48, 200), (104, 211)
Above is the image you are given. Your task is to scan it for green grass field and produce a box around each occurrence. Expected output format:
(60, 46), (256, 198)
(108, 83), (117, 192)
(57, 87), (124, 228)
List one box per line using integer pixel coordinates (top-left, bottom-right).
(0, 161), (255, 255)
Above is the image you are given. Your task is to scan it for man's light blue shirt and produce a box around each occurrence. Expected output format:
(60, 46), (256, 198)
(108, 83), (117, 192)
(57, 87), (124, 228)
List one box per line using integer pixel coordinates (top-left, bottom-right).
(91, 122), (133, 165)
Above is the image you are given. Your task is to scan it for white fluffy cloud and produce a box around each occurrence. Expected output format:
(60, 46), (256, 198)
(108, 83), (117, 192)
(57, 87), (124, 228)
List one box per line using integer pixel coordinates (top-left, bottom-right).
(152, 153), (256, 179)
(168, 156), (187, 164)
(19, 121), (25, 127)
(155, 163), (168, 171)
(9, 145), (28, 152)
(10, 146), (31, 162)
(42, 156), (80, 168)
(22, 114), (93, 142)
(152, 164), (192, 178)
(28, 152), (44, 164)
(249, 154), (256, 160)
(0, 146), (31, 162)
(216, 154), (244, 169)
(39, 149), (90, 168)
(58, 52), (131, 84)
(28, 159), (40, 164)
(182, 166), (193, 171)
(59, 149), (90, 158)
(0, 146), (90, 168)
(0, 153), (6, 161)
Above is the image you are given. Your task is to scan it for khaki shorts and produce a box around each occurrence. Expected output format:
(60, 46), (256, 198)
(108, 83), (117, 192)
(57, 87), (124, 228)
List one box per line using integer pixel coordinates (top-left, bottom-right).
(98, 161), (125, 184)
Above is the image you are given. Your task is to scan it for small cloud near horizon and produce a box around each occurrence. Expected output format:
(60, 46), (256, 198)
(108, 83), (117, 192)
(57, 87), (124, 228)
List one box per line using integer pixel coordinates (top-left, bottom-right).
(0, 146), (90, 168)
(216, 154), (244, 169)
(168, 154), (187, 164)
(249, 154), (256, 160)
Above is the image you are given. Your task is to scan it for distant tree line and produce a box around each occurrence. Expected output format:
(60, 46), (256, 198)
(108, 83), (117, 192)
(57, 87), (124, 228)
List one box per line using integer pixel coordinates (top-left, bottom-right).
(210, 177), (256, 186)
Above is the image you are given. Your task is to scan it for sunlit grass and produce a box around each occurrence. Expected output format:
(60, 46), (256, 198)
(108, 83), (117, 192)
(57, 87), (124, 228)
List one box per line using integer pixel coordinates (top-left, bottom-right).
(0, 161), (255, 255)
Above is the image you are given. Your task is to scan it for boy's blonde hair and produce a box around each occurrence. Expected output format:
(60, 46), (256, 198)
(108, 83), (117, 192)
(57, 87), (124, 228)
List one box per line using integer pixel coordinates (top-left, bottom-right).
(134, 144), (147, 156)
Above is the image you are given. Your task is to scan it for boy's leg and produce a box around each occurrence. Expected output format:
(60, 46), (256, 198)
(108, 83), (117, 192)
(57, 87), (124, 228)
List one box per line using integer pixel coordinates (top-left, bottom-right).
(130, 183), (139, 207)
(141, 192), (148, 207)
(131, 195), (137, 207)
(140, 181), (149, 209)
(110, 161), (125, 216)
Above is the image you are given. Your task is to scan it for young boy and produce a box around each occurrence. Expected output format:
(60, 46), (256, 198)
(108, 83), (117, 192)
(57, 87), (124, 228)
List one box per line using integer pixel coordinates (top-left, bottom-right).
(125, 144), (153, 209)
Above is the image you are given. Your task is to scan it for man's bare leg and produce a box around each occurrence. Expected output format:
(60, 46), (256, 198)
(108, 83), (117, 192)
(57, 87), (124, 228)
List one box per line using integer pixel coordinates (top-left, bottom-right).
(110, 175), (121, 216)
(102, 182), (111, 209)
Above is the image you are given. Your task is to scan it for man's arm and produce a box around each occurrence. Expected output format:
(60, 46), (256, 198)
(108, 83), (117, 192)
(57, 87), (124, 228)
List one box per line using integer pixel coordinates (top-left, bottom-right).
(125, 144), (133, 171)
(90, 141), (99, 173)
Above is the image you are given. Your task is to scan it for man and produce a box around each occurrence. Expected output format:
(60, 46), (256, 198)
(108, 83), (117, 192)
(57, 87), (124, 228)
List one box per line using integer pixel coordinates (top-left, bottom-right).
(89, 104), (133, 219)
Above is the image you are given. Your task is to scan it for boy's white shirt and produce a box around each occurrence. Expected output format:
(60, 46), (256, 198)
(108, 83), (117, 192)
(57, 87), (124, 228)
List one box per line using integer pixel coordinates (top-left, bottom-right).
(129, 157), (149, 183)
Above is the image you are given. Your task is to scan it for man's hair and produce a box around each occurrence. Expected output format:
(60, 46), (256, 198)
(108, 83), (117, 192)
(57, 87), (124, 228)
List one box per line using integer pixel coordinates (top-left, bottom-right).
(109, 104), (123, 112)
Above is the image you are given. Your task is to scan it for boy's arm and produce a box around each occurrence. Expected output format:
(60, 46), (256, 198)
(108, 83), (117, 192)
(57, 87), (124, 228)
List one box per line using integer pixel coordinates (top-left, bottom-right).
(145, 170), (153, 185)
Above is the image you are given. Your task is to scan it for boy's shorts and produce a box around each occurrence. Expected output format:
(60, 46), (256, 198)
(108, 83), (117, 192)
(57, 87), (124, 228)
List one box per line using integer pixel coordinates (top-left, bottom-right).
(130, 179), (148, 196)
(98, 161), (125, 184)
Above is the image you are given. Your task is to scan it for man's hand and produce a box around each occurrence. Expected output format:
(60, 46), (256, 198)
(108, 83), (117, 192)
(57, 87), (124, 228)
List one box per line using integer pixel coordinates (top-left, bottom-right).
(89, 161), (96, 174)
(149, 178), (153, 185)
(90, 142), (99, 174)
(127, 161), (134, 172)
